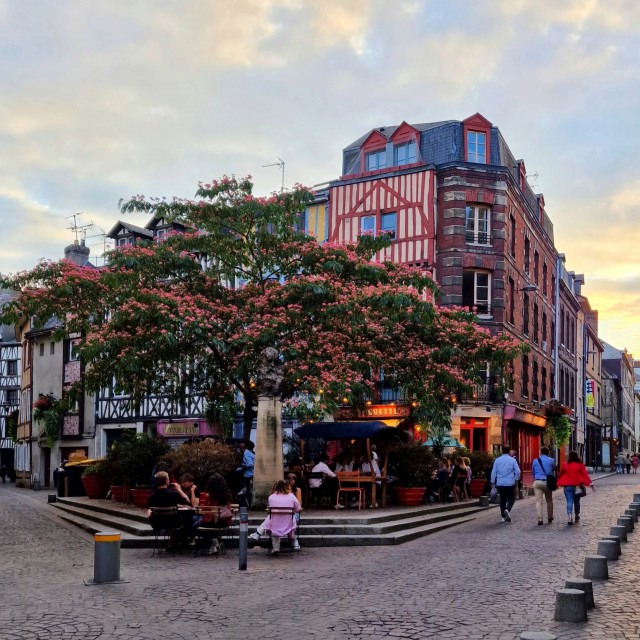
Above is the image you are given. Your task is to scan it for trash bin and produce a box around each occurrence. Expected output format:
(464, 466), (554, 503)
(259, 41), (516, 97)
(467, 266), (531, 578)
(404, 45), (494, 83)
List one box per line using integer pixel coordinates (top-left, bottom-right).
(56, 467), (66, 497)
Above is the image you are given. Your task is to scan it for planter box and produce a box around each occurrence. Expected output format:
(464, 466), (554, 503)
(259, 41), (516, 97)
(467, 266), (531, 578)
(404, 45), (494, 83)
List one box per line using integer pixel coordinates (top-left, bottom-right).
(394, 486), (426, 506)
(110, 485), (125, 502)
(470, 478), (487, 498)
(81, 475), (110, 500)
(131, 487), (153, 509)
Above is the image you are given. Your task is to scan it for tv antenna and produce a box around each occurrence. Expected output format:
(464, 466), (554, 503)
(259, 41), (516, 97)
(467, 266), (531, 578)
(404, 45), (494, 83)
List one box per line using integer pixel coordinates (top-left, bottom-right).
(65, 212), (93, 242)
(262, 156), (285, 192)
(86, 228), (112, 265)
(526, 170), (539, 189)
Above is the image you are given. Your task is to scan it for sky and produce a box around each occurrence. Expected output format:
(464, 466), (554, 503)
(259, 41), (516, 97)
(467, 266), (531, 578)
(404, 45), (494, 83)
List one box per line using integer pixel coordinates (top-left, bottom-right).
(0, 0), (639, 353)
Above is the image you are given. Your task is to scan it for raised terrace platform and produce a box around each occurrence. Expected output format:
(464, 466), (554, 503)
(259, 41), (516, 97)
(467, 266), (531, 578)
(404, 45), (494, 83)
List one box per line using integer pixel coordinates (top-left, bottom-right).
(50, 496), (494, 548)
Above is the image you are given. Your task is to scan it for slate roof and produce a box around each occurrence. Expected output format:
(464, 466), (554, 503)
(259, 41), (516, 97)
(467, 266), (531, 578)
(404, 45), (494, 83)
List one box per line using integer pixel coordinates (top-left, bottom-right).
(344, 120), (457, 151)
(106, 220), (154, 239)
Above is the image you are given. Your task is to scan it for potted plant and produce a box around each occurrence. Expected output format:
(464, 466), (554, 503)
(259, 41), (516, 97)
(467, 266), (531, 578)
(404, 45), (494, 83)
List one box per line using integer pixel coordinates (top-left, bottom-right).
(159, 439), (238, 495)
(81, 461), (111, 499)
(389, 443), (435, 506)
(32, 393), (67, 448)
(106, 431), (169, 505)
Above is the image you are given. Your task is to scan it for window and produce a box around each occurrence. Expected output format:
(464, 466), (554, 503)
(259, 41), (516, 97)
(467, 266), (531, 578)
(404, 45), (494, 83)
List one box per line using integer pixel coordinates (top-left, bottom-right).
(542, 263), (548, 296)
(560, 307), (565, 346)
(116, 236), (133, 247)
(551, 274), (556, 299)
(7, 389), (18, 405)
(365, 149), (386, 171)
(510, 215), (516, 257)
(393, 141), (417, 166)
(360, 216), (376, 236)
(542, 312), (547, 345)
(524, 237), (530, 275)
(7, 360), (17, 376)
(523, 293), (530, 335)
(67, 340), (80, 362)
(541, 366), (547, 400)
(533, 303), (539, 344)
(532, 360), (539, 402)
(534, 251), (539, 285)
(39, 344), (44, 357)
(50, 342), (55, 355)
(508, 277), (515, 325)
(462, 271), (491, 315)
(522, 355), (529, 398)
(380, 212), (397, 239)
(551, 321), (556, 352)
(467, 131), (486, 163)
(465, 206), (490, 245)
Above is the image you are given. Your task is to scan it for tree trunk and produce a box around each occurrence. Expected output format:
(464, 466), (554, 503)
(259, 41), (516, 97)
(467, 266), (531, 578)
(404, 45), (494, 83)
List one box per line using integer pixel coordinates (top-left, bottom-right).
(242, 399), (256, 442)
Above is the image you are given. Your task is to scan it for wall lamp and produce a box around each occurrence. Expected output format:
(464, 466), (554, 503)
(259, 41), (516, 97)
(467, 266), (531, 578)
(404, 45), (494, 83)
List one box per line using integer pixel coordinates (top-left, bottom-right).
(518, 284), (538, 293)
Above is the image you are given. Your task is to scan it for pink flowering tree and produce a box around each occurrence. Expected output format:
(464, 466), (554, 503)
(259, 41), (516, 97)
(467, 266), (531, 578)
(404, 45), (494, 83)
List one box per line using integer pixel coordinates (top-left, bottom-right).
(1, 176), (522, 441)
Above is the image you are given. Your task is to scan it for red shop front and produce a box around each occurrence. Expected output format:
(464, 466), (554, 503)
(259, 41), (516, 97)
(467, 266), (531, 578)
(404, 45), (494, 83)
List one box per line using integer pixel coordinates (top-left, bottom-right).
(503, 405), (547, 473)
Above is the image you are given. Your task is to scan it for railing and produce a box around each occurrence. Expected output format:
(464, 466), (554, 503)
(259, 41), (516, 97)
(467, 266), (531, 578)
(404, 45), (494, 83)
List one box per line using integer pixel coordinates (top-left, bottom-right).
(459, 382), (500, 404)
(465, 230), (491, 245)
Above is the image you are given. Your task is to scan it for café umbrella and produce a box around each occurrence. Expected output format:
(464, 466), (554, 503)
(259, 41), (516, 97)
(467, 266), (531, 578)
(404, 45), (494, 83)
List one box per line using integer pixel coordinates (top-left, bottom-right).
(423, 436), (465, 449)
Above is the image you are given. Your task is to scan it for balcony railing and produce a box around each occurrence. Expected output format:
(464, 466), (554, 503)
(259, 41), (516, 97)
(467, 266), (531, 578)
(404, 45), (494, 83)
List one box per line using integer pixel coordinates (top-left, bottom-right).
(465, 230), (491, 245)
(459, 382), (501, 404)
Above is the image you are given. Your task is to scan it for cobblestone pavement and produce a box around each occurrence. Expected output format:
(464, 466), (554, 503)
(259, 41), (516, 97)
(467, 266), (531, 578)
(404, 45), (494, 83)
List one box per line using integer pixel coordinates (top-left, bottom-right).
(1, 472), (640, 640)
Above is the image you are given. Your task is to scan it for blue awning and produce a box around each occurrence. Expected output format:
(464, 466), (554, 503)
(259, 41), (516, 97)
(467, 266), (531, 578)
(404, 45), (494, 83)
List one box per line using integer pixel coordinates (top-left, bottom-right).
(295, 421), (399, 441)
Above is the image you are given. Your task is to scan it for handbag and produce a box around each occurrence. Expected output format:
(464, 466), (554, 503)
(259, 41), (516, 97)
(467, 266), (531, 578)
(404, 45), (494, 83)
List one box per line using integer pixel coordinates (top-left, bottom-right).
(219, 505), (233, 520)
(537, 457), (557, 491)
(489, 485), (498, 502)
(575, 484), (587, 498)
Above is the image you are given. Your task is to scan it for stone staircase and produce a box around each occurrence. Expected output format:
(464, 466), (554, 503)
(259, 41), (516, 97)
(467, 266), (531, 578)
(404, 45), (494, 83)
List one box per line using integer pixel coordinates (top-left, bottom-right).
(50, 496), (492, 548)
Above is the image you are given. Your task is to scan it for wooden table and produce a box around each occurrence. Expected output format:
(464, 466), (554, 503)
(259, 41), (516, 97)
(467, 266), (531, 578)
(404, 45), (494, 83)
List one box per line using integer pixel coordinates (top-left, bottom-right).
(341, 475), (388, 508)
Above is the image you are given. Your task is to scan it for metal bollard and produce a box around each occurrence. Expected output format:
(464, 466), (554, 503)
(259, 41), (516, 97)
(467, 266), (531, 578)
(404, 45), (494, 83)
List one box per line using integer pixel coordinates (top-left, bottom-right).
(85, 531), (128, 586)
(238, 506), (248, 571)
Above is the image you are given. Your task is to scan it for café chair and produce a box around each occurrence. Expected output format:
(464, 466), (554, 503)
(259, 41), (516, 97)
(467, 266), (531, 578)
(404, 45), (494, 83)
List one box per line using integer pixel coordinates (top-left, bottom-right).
(193, 505), (235, 556)
(266, 506), (300, 555)
(307, 472), (332, 508)
(336, 471), (365, 510)
(148, 506), (183, 557)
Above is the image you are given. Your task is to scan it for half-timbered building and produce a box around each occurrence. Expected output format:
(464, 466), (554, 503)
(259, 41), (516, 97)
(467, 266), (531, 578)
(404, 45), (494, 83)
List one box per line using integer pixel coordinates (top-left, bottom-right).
(0, 317), (20, 470)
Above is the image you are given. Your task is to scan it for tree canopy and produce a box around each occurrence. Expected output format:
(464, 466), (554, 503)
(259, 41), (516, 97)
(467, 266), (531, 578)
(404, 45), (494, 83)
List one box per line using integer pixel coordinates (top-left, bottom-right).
(0, 176), (523, 440)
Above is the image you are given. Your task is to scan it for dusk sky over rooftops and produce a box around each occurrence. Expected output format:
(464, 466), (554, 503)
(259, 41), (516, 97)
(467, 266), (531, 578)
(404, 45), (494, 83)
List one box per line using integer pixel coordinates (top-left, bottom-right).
(0, 0), (639, 353)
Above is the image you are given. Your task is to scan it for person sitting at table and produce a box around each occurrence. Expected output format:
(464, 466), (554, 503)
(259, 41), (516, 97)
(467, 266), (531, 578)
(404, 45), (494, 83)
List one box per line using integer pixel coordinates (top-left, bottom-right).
(197, 473), (234, 555)
(309, 454), (339, 508)
(287, 472), (303, 507)
(447, 456), (468, 500)
(249, 479), (301, 554)
(175, 473), (200, 507)
(147, 471), (190, 551)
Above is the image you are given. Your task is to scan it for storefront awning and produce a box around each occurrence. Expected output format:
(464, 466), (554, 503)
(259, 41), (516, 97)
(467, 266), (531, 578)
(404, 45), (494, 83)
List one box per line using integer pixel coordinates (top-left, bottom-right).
(295, 421), (400, 441)
(504, 405), (547, 429)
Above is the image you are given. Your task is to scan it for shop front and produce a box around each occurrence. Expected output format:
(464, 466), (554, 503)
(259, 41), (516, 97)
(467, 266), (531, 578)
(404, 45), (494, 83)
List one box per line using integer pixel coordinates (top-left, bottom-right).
(503, 405), (547, 472)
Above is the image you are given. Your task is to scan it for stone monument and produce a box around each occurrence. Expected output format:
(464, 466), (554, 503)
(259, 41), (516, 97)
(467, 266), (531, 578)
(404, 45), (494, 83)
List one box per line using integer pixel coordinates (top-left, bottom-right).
(253, 347), (284, 506)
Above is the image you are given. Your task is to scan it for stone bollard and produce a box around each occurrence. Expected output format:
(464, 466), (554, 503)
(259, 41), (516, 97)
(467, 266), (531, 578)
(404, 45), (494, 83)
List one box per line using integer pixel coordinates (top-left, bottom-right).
(554, 588), (588, 622)
(583, 555), (608, 580)
(618, 516), (634, 532)
(478, 495), (490, 507)
(610, 525), (628, 542)
(601, 535), (622, 557)
(633, 493), (640, 503)
(597, 539), (619, 561)
(625, 509), (638, 523)
(565, 578), (595, 609)
(629, 502), (640, 513)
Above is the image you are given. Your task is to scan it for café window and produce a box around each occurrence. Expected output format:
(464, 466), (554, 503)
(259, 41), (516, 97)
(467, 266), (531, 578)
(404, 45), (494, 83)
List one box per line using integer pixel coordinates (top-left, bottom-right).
(459, 418), (488, 451)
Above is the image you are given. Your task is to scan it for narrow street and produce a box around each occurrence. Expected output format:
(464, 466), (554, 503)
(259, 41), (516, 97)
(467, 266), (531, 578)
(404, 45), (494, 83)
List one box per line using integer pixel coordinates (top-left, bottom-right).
(1, 473), (639, 639)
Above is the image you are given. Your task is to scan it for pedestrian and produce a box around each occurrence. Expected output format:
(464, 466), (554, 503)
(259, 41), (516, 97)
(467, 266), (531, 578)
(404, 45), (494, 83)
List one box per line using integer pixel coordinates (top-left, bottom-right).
(626, 453), (632, 474)
(490, 446), (521, 523)
(0, 463), (7, 485)
(509, 450), (523, 499)
(615, 451), (625, 474)
(632, 453), (639, 475)
(557, 450), (594, 525)
(531, 446), (555, 525)
(239, 440), (255, 506)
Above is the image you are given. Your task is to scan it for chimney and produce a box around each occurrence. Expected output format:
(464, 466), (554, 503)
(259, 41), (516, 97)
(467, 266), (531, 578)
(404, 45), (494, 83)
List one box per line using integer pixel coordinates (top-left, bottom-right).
(64, 239), (90, 266)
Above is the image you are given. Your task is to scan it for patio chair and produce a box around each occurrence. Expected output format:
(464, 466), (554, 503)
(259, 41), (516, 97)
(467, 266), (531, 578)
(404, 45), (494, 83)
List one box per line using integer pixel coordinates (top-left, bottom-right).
(452, 475), (468, 502)
(193, 505), (236, 556)
(336, 471), (365, 509)
(266, 506), (300, 555)
(148, 506), (183, 557)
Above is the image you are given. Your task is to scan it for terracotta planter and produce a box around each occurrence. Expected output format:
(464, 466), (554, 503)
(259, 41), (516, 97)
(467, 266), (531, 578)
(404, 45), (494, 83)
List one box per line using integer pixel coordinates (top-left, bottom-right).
(394, 486), (426, 506)
(81, 475), (110, 500)
(470, 478), (487, 498)
(110, 485), (125, 502)
(131, 487), (153, 509)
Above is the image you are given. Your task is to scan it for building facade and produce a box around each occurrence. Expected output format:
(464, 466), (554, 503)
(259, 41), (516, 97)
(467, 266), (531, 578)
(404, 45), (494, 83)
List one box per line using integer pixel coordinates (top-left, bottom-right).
(0, 317), (20, 470)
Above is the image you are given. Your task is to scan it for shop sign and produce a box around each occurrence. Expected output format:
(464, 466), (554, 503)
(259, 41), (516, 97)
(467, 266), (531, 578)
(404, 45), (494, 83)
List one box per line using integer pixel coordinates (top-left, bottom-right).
(335, 404), (411, 420)
(157, 419), (217, 438)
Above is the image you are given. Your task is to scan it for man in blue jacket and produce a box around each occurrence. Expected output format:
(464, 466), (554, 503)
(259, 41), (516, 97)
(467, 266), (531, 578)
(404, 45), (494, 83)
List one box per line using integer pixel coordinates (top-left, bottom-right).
(491, 445), (521, 523)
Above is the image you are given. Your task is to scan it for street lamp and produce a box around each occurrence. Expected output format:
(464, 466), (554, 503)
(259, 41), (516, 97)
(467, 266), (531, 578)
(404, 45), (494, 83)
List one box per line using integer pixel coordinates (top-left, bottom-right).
(518, 284), (538, 293)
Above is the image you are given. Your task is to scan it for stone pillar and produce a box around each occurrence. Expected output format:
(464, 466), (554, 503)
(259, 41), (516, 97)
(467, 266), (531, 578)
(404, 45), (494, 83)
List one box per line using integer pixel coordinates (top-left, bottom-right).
(252, 395), (283, 507)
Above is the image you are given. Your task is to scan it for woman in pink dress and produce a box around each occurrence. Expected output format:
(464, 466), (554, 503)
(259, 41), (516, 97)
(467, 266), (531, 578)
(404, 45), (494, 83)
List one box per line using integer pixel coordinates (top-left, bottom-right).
(632, 453), (639, 474)
(249, 480), (301, 554)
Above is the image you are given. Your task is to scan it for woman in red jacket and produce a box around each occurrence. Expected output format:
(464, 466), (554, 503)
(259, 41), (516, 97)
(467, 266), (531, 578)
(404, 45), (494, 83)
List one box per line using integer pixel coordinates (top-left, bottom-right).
(558, 450), (593, 526)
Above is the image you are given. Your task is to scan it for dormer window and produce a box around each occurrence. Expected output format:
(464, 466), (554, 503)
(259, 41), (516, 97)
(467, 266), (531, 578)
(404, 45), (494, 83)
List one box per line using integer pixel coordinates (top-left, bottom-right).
(366, 149), (386, 171)
(467, 131), (486, 163)
(393, 140), (416, 166)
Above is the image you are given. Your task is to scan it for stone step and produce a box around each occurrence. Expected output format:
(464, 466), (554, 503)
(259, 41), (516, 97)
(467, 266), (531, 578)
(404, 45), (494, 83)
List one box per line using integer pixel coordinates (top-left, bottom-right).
(53, 501), (154, 536)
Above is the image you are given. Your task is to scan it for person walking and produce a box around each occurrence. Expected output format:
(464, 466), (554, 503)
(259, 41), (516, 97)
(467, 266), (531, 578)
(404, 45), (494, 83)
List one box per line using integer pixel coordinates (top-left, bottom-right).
(615, 451), (625, 474)
(626, 453), (632, 474)
(532, 446), (556, 525)
(632, 453), (639, 475)
(557, 450), (593, 525)
(490, 446), (521, 523)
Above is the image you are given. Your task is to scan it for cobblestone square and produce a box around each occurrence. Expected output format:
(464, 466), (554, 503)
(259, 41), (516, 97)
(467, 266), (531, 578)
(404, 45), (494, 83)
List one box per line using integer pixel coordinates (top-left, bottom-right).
(2, 473), (640, 640)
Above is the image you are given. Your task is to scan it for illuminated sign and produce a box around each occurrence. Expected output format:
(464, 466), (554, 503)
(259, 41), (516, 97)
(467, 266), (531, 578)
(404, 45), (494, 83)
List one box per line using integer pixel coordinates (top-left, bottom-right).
(335, 404), (411, 420)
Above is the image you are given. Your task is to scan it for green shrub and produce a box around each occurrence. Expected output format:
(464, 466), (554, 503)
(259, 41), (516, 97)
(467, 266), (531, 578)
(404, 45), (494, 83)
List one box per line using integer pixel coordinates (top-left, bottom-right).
(106, 431), (169, 486)
(388, 443), (435, 487)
